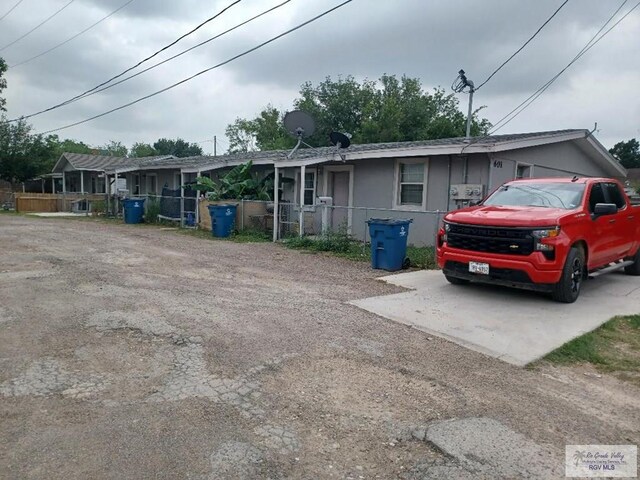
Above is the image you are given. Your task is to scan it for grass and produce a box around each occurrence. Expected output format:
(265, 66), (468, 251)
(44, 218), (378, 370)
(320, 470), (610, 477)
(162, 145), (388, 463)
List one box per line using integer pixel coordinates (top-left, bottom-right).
(543, 314), (640, 384)
(283, 233), (437, 269)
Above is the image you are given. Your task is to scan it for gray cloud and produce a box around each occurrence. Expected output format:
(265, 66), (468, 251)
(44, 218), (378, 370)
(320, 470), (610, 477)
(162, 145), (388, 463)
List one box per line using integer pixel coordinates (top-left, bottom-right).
(1, 0), (639, 150)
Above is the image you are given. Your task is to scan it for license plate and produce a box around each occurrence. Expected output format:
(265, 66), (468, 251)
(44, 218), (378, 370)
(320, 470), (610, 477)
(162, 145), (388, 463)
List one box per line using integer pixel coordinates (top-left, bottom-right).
(469, 261), (490, 275)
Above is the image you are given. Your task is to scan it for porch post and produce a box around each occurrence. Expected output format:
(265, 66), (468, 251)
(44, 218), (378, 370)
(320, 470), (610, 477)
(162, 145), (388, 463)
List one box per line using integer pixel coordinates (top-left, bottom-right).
(273, 167), (279, 242)
(114, 170), (119, 216)
(80, 171), (85, 194)
(299, 164), (305, 237)
(195, 169), (201, 227)
(180, 170), (185, 227)
(62, 171), (66, 193)
(41, 178), (45, 193)
(51, 177), (55, 194)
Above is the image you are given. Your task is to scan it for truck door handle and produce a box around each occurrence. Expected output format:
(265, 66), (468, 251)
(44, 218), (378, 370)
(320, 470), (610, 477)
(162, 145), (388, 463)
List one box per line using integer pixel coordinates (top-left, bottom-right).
(629, 215), (635, 220)
(608, 219), (616, 224)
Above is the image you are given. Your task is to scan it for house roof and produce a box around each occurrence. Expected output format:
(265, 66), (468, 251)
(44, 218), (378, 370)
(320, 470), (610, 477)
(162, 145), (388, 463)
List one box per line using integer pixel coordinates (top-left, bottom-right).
(180, 129), (625, 178)
(52, 152), (175, 173)
(96, 129), (626, 178)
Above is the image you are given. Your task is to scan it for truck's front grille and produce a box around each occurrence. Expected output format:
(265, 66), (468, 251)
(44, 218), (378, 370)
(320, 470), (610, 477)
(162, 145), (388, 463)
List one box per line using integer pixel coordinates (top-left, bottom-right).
(446, 223), (534, 256)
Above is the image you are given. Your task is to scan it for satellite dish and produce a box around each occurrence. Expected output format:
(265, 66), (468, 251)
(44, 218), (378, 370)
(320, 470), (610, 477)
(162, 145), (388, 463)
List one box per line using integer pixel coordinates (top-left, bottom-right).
(329, 131), (351, 149)
(283, 110), (316, 138)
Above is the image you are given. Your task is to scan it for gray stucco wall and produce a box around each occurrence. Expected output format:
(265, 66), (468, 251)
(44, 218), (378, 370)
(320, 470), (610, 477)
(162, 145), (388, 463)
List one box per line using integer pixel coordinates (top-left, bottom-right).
(488, 141), (605, 189)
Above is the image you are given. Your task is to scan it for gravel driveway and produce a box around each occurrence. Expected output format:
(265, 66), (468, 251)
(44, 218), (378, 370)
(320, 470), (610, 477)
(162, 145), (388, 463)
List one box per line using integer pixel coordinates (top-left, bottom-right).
(1, 215), (638, 479)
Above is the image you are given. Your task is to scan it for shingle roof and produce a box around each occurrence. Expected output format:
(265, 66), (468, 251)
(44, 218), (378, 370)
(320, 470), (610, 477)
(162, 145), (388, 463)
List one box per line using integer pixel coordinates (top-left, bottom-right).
(99, 129), (590, 173)
(54, 153), (174, 172)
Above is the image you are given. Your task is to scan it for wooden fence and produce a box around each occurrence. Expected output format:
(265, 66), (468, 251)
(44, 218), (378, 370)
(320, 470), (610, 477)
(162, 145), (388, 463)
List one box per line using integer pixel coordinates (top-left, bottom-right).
(14, 193), (106, 213)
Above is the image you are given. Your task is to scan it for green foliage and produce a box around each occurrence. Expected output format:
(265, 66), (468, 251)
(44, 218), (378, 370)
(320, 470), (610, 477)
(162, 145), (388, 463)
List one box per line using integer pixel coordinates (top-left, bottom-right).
(544, 315), (640, 384)
(145, 195), (161, 223)
(0, 57), (7, 112)
(609, 138), (640, 169)
(130, 142), (157, 158)
(153, 138), (203, 157)
(91, 200), (106, 214)
(0, 118), (54, 183)
(284, 232), (436, 269)
(225, 75), (492, 152)
(100, 140), (128, 157)
(187, 161), (275, 201)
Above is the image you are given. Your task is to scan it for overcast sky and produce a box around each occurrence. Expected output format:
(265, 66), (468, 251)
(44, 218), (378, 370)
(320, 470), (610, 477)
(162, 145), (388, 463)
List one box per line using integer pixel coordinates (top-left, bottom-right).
(1, 0), (639, 153)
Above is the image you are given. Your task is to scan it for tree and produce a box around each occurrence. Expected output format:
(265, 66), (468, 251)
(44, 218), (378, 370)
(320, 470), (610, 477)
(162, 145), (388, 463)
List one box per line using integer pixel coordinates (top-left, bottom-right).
(152, 138), (203, 157)
(130, 142), (157, 157)
(0, 119), (56, 183)
(0, 57), (7, 112)
(225, 75), (491, 152)
(100, 140), (128, 157)
(609, 139), (640, 169)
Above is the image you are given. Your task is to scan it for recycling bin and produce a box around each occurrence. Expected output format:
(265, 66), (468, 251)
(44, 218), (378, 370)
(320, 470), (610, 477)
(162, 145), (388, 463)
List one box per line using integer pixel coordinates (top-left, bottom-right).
(208, 204), (238, 237)
(366, 218), (413, 271)
(122, 198), (145, 224)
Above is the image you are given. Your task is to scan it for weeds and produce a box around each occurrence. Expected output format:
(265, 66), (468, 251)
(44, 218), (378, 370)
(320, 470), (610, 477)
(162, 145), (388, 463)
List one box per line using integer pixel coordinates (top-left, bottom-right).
(543, 314), (640, 385)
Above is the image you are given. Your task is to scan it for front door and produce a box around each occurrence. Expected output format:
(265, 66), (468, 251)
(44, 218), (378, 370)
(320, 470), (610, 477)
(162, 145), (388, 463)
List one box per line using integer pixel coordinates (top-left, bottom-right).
(330, 171), (350, 232)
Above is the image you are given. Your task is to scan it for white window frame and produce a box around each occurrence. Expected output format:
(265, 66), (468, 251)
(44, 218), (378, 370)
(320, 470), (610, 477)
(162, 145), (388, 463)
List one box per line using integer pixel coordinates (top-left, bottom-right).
(392, 158), (429, 211)
(295, 167), (317, 211)
(515, 162), (534, 179)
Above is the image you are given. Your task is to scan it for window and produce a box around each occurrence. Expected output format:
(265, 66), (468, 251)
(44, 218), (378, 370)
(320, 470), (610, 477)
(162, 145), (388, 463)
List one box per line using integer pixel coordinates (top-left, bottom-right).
(603, 182), (626, 209)
(296, 169), (316, 206)
(588, 183), (606, 212)
(133, 174), (140, 195)
(304, 171), (315, 205)
(516, 164), (532, 179)
(397, 161), (425, 207)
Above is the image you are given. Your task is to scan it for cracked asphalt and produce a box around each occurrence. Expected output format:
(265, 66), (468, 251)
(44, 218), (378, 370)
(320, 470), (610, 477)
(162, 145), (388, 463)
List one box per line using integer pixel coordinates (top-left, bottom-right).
(1, 215), (639, 479)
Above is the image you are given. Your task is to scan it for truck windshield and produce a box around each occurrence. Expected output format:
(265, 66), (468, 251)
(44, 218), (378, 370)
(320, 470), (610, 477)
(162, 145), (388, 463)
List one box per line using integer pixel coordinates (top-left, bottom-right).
(483, 183), (585, 209)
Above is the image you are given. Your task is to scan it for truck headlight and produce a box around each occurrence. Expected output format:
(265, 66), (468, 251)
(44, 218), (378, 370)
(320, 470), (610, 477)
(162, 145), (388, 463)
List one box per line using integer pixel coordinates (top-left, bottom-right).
(532, 227), (560, 239)
(532, 227), (560, 252)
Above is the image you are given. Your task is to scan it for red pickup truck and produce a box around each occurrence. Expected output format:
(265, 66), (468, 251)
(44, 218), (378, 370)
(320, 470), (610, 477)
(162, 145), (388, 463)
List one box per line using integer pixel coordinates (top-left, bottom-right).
(436, 177), (640, 302)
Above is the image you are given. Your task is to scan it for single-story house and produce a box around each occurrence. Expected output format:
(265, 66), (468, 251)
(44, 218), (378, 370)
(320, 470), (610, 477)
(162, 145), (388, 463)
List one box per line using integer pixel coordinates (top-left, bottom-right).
(49, 152), (174, 194)
(178, 129), (626, 244)
(41, 129), (626, 245)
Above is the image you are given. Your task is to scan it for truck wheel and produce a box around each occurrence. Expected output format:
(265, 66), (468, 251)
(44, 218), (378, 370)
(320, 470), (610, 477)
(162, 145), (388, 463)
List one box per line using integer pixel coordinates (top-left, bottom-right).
(551, 246), (585, 303)
(624, 249), (640, 276)
(445, 275), (469, 285)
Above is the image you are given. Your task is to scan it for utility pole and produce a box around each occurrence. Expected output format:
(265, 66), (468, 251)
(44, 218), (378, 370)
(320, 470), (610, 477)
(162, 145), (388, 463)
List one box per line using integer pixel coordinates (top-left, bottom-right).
(452, 69), (475, 140)
(214, 135), (217, 157)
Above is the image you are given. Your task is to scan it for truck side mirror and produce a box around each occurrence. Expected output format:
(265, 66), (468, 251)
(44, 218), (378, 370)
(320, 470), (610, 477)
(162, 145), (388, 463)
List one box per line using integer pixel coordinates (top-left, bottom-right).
(593, 203), (617, 217)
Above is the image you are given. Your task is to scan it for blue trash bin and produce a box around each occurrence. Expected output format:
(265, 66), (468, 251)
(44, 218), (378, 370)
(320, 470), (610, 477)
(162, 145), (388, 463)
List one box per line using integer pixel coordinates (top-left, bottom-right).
(208, 204), (238, 237)
(122, 198), (145, 224)
(366, 218), (413, 271)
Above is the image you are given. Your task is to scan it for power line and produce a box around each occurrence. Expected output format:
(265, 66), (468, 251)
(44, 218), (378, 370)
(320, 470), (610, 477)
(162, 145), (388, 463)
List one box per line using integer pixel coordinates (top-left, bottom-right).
(475, 0), (569, 90)
(38, 0), (354, 135)
(7, 0), (242, 122)
(0, 0), (26, 22)
(9, 0), (136, 68)
(0, 0), (76, 52)
(489, 0), (637, 135)
(11, 0), (291, 113)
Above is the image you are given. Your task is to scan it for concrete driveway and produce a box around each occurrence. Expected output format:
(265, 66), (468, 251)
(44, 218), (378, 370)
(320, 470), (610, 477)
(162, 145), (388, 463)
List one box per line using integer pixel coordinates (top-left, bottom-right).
(351, 270), (640, 365)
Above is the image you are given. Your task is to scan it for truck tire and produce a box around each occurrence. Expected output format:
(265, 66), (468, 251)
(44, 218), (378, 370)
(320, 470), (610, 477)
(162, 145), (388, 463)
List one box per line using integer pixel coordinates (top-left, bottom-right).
(551, 246), (585, 303)
(624, 249), (640, 276)
(445, 275), (469, 285)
